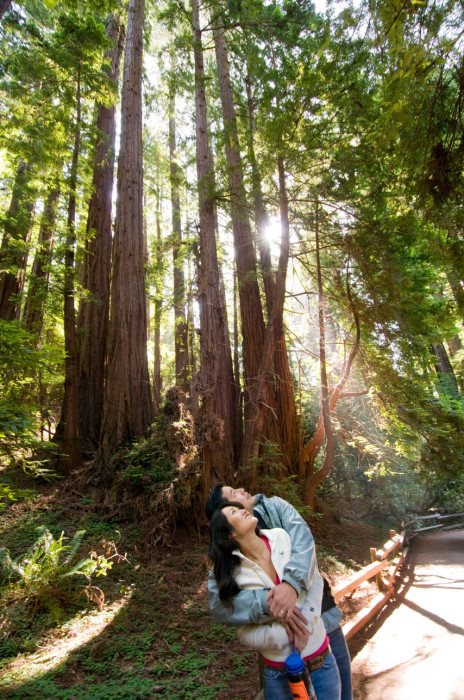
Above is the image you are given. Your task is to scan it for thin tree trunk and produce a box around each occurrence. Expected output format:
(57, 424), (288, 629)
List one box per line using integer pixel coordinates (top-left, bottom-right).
(0, 159), (35, 321)
(169, 60), (189, 392)
(431, 342), (461, 398)
(23, 184), (60, 340)
(56, 72), (82, 475)
(96, 0), (154, 477)
(303, 202), (334, 507)
(192, 0), (236, 492)
(299, 267), (361, 481)
(153, 181), (163, 414)
(77, 14), (124, 454)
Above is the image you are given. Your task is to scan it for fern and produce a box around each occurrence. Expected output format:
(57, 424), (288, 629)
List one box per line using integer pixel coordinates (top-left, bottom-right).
(0, 527), (113, 615)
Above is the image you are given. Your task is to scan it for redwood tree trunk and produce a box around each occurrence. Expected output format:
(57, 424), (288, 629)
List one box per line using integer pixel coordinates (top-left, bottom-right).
(245, 75), (298, 471)
(169, 71), (189, 392)
(96, 0), (154, 475)
(0, 159), (35, 321)
(212, 19), (277, 472)
(77, 14), (124, 454)
(239, 156), (291, 484)
(23, 184), (60, 339)
(56, 73), (82, 475)
(192, 0), (236, 492)
(153, 182), (162, 414)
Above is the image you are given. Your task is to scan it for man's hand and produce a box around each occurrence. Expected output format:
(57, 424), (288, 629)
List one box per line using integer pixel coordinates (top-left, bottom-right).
(267, 581), (298, 620)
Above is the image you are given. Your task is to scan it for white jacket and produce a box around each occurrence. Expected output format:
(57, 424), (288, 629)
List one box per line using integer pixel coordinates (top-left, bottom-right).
(234, 528), (326, 663)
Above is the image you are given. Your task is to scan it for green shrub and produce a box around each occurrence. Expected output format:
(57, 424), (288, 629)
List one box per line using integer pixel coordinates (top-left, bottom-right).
(0, 526), (112, 615)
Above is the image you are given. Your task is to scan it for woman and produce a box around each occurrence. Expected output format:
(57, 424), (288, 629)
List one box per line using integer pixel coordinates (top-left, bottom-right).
(209, 502), (341, 699)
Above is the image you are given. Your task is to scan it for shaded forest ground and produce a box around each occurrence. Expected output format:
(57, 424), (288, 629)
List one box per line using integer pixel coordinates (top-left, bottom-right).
(0, 472), (390, 699)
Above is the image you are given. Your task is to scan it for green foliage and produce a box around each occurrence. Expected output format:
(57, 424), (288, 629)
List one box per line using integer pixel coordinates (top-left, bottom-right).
(251, 442), (315, 519)
(0, 320), (63, 468)
(0, 527), (111, 615)
(118, 431), (173, 491)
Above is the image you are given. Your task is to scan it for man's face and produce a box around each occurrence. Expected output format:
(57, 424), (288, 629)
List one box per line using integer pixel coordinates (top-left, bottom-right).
(221, 486), (255, 513)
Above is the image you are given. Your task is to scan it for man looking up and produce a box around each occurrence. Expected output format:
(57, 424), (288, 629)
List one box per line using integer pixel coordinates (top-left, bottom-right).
(206, 484), (352, 700)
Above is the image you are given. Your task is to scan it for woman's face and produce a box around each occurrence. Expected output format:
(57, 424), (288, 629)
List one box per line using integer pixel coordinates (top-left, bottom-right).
(222, 505), (257, 539)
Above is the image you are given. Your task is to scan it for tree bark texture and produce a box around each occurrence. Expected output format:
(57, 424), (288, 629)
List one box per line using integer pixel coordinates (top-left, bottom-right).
(169, 73), (189, 393)
(97, 0), (154, 473)
(0, 159), (35, 321)
(23, 184), (60, 339)
(56, 73), (82, 475)
(77, 14), (124, 453)
(153, 184), (163, 414)
(245, 78), (298, 470)
(212, 23), (266, 384)
(192, 0), (236, 491)
(212, 20), (278, 467)
(239, 156), (291, 485)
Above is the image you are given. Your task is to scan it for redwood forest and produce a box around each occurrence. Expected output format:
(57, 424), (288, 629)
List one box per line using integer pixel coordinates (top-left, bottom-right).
(1, 0), (464, 697)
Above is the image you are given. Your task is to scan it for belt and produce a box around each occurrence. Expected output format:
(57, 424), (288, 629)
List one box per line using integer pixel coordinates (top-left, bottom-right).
(262, 644), (331, 672)
(305, 644), (331, 673)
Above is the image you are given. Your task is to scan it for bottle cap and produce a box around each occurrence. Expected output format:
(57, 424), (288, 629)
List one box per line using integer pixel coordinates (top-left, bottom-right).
(285, 650), (305, 674)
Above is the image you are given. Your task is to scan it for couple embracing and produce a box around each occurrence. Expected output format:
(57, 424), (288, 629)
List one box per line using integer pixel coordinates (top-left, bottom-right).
(206, 485), (352, 700)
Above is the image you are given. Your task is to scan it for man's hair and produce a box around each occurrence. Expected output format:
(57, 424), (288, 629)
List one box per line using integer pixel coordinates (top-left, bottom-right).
(205, 483), (227, 522)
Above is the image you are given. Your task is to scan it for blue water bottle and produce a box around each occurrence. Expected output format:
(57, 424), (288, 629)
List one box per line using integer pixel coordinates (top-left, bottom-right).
(285, 649), (317, 700)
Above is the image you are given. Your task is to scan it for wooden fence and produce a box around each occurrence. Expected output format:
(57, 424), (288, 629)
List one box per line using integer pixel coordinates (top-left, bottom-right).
(333, 511), (464, 641)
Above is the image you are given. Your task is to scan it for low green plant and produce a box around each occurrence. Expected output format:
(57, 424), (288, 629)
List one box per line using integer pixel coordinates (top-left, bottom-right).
(119, 432), (173, 490)
(0, 527), (112, 615)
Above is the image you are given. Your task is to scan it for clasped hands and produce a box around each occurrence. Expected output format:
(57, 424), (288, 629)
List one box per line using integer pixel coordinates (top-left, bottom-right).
(267, 581), (310, 652)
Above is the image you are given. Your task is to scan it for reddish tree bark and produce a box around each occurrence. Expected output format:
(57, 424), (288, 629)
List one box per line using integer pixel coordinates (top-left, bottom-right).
(245, 74), (298, 471)
(55, 71), (82, 475)
(169, 69), (189, 392)
(239, 156), (291, 485)
(96, 0), (154, 475)
(212, 19), (278, 477)
(77, 14), (124, 453)
(192, 0), (236, 492)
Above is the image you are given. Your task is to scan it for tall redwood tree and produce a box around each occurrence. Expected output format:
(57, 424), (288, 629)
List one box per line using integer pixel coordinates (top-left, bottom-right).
(77, 14), (124, 453)
(96, 0), (154, 475)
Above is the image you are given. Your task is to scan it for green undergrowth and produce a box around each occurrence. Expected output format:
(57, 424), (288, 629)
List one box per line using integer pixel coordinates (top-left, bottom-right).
(0, 486), (257, 699)
(0, 477), (370, 699)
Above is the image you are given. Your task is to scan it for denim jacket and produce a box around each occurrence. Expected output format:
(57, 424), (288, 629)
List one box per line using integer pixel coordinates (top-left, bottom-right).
(208, 494), (317, 626)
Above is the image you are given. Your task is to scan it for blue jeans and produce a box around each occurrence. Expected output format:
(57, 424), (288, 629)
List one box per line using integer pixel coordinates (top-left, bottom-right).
(263, 651), (341, 699)
(328, 626), (352, 700)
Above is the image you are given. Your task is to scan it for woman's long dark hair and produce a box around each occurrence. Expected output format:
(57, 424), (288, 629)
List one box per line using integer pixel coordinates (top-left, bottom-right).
(208, 503), (259, 607)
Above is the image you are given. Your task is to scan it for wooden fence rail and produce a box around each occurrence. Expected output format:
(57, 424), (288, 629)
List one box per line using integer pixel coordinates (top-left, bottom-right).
(333, 528), (406, 640)
(334, 511), (464, 641)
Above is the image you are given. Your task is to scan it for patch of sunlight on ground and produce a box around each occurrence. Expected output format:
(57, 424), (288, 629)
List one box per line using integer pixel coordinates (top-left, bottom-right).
(0, 589), (133, 688)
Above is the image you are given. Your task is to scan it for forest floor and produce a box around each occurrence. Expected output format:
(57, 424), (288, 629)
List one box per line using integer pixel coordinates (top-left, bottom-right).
(0, 473), (392, 699)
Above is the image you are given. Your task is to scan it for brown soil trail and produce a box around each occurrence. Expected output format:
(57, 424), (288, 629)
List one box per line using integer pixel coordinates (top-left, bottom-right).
(351, 529), (464, 699)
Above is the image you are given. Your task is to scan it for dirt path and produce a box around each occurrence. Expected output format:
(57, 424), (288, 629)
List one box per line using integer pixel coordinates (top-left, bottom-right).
(351, 529), (464, 699)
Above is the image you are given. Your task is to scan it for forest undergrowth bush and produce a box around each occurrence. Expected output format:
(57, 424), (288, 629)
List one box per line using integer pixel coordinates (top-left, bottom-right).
(0, 527), (112, 621)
